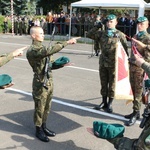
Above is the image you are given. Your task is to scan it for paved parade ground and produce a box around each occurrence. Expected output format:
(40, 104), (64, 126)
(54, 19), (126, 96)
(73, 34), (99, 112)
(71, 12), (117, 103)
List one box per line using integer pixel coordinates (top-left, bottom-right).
(0, 34), (145, 150)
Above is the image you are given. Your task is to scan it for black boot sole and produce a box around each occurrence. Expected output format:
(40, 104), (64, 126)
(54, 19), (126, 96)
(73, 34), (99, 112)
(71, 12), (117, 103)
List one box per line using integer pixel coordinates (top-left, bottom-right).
(94, 102), (108, 110)
(125, 118), (137, 126)
(124, 114), (140, 120)
(36, 134), (49, 142)
(43, 129), (56, 137)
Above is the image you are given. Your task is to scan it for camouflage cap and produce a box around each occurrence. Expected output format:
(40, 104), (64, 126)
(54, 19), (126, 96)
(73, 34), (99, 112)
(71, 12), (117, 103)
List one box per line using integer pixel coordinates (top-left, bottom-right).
(106, 14), (117, 21)
(137, 16), (148, 23)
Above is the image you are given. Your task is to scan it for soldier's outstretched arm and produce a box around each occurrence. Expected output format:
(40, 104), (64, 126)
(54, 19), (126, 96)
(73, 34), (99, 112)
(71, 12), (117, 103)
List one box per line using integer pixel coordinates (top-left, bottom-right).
(132, 38), (146, 48)
(119, 32), (129, 56)
(0, 46), (27, 67)
(86, 26), (100, 40)
(12, 46), (27, 57)
(134, 54), (150, 78)
(67, 37), (79, 44)
(47, 37), (78, 55)
(132, 38), (150, 50)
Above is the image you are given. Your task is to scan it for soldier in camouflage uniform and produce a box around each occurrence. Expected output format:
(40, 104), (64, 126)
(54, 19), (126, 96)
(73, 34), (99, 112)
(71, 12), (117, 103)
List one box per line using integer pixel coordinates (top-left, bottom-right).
(14, 17), (19, 35)
(124, 17), (150, 126)
(87, 14), (128, 113)
(94, 15), (104, 56)
(0, 47), (25, 67)
(23, 17), (29, 35)
(107, 39), (150, 150)
(18, 17), (23, 36)
(0, 47), (26, 88)
(26, 26), (77, 142)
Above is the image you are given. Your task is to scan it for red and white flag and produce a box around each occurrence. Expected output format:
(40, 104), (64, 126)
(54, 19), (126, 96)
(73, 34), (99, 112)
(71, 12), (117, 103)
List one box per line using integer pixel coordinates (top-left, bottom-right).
(114, 42), (133, 100)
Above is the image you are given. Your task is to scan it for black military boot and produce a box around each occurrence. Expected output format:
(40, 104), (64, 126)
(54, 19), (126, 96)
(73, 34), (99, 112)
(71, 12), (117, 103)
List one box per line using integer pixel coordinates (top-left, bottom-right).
(95, 50), (99, 56)
(124, 111), (140, 119)
(125, 111), (140, 126)
(42, 123), (56, 137)
(36, 126), (49, 142)
(94, 96), (108, 110)
(107, 98), (113, 113)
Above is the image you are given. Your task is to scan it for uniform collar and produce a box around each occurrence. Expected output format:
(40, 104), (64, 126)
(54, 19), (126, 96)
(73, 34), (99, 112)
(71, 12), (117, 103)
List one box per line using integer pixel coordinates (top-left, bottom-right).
(108, 28), (116, 32)
(107, 28), (116, 37)
(32, 40), (42, 46)
(137, 31), (147, 37)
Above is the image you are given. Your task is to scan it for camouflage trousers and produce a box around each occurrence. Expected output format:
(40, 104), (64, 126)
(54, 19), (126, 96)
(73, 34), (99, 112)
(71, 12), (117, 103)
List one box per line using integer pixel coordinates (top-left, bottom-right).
(32, 77), (53, 127)
(94, 40), (100, 53)
(108, 137), (136, 150)
(108, 121), (150, 150)
(130, 65), (144, 111)
(99, 66), (115, 98)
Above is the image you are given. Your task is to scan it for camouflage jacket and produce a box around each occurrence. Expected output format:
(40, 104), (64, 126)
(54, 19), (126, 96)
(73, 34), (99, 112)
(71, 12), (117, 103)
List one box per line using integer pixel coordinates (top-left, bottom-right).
(26, 40), (68, 80)
(87, 27), (128, 67)
(0, 52), (14, 67)
(130, 32), (150, 64)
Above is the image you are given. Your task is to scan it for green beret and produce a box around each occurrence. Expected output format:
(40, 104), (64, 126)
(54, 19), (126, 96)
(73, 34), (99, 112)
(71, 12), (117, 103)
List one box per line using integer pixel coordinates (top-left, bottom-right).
(53, 56), (70, 67)
(0, 74), (12, 87)
(137, 16), (148, 23)
(107, 14), (116, 21)
(93, 121), (125, 139)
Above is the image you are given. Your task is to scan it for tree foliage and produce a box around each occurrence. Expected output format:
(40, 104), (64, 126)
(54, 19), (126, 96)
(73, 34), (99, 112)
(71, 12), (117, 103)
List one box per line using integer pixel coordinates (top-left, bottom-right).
(0, 0), (149, 16)
(0, 0), (37, 15)
(37, 0), (78, 14)
(1, 0), (11, 15)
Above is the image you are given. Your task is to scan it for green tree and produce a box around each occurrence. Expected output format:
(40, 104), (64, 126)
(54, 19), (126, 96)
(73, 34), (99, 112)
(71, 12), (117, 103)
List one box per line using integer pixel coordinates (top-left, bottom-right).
(14, 0), (37, 15)
(1, 0), (11, 15)
(1, 0), (37, 16)
(26, 0), (37, 15)
(15, 0), (28, 15)
(37, 0), (78, 15)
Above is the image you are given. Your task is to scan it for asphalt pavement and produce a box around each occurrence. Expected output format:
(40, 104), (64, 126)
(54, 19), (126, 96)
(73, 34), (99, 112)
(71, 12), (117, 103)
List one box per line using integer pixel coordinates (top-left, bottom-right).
(0, 34), (144, 150)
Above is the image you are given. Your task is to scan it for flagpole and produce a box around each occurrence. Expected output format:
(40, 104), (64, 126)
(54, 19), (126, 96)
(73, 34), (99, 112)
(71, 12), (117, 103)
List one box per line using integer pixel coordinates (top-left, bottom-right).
(11, 0), (14, 36)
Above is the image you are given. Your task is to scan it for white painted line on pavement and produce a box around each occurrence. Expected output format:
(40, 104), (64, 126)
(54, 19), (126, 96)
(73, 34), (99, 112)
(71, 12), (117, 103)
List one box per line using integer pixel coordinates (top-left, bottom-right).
(67, 66), (98, 72)
(15, 58), (99, 72)
(0, 42), (29, 46)
(15, 58), (28, 61)
(0, 42), (91, 53)
(7, 87), (141, 125)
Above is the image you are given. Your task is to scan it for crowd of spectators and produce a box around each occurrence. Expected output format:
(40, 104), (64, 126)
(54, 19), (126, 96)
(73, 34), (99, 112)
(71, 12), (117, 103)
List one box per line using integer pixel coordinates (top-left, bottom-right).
(3, 12), (142, 38)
